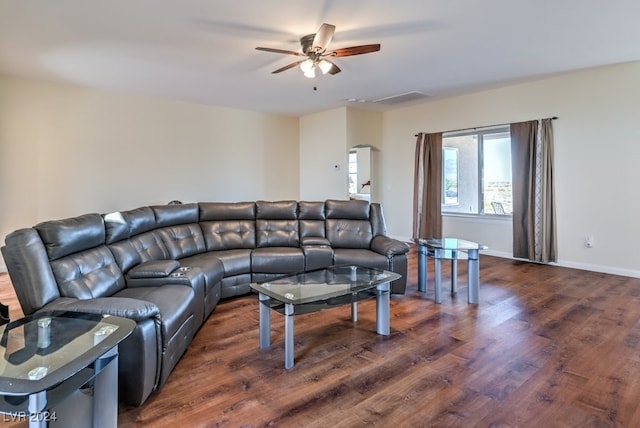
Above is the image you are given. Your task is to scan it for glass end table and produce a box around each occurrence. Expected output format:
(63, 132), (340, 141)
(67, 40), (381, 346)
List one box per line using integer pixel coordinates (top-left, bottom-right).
(0, 311), (135, 427)
(414, 238), (488, 304)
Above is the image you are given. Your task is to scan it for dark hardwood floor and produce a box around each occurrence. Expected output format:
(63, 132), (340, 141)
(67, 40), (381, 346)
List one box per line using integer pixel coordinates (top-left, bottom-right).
(2, 246), (640, 427)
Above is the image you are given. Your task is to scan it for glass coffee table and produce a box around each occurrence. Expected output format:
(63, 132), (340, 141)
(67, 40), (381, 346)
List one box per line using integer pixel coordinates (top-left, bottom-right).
(250, 265), (401, 369)
(414, 238), (488, 304)
(0, 311), (134, 427)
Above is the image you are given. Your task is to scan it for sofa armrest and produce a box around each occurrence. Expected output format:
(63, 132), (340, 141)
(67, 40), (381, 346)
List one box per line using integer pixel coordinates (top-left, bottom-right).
(300, 237), (331, 246)
(40, 297), (160, 322)
(126, 264), (202, 288)
(371, 236), (410, 258)
(127, 260), (180, 278)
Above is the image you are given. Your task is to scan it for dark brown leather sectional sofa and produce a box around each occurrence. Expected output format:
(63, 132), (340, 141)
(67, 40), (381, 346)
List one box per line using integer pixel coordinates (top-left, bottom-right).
(1, 199), (409, 406)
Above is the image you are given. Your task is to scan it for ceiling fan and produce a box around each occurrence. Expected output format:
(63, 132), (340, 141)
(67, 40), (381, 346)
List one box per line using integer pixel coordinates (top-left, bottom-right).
(255, 23), (381, 78)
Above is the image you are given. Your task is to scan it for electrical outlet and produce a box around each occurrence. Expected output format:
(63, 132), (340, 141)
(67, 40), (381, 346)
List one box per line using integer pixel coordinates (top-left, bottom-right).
(585, 235), (594, 248)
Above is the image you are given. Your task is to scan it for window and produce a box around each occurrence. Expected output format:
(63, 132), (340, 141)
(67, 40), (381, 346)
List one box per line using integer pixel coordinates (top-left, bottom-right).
(443, 147), (459, 206)
(442, 127), (512, 215)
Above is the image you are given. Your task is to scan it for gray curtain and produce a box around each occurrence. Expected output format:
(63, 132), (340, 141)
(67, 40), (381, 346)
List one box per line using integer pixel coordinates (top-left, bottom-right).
(413, 132), (442, 239)
(510, 119), (557, 262)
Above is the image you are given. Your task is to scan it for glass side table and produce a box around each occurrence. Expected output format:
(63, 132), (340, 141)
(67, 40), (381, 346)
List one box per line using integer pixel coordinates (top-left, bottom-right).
(0, 311), (135, 427)
(414, 238), (488, 304)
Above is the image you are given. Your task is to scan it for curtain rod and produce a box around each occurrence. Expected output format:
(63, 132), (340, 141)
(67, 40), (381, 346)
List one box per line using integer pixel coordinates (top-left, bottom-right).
(414, 116), (558, 137)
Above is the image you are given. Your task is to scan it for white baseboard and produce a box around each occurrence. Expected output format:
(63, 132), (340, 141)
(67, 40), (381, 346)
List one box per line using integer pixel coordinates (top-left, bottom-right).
(554, 259), (640, 279)
(485, 251), (640, 278)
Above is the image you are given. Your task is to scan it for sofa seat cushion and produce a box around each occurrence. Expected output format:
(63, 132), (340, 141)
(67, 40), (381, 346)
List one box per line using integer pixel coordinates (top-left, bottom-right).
(251, 247), (304, 273)
(333, 249), (390, 271)
(115, 284), (195, 342)
(207, 249), (252, 277)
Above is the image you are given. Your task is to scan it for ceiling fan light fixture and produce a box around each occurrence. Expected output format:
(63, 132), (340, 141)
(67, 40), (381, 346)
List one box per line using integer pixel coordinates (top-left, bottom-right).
(300, 59), (314, 73)
(318, 59), (332, 74)
(303, 67), (316, 78)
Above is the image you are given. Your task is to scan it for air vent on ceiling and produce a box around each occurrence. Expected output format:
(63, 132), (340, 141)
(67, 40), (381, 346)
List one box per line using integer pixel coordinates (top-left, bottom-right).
(373, 91), (431, 105)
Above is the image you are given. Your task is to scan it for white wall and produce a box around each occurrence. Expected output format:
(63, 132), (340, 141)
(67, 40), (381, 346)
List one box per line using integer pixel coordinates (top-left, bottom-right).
(381, 61), (640, 277)
(0, 76), (299, 270)
(299, 107), (348, 200)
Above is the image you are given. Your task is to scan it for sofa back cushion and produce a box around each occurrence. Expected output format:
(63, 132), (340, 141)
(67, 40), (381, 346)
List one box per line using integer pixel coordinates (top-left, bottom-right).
(200, 221), (255, 251)
(199, 202), (256, 251)
(104, 207), (156, 244)
(199, 202), (255, 221)
(325, 199), (373, 249)
(152, 203), (199, 227)
(256, 200), (297, 219)
(2, 228), (62, 315)
(34, 214), (125, 298)
(50, 246), (126, 299)
(369, 203), (388, 236)
(130, 231), (171, 262)
(36, 213), (106, 261)
(109, 230), (171, 273)
(255, 201), (299, 248)
(156, 224), (206, 259)
(325, 199), (370, 220)
(298, 201), (326, 239)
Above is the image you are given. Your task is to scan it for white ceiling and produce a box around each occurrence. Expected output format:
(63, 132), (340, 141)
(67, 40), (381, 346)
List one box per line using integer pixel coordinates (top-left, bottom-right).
(1, 0), (639, 117)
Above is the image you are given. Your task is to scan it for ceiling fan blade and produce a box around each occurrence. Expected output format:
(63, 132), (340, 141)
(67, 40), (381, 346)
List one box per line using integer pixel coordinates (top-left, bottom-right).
(312, 23), (336, 51)
(271, 60), (305, 74)
(328, 44), (381, 57)
(256, 47), (303, 56)
(325, 60), (341, 75)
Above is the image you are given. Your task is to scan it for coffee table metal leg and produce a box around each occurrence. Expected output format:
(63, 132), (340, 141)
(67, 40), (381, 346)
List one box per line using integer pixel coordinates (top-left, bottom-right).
(417, 244), (427, 292)
(258, 293), (270, 349)
(434, 249), (443, 303)
(284, 303), (294, 369)
(351, 301), (358, 322)
(376, 282), (390, 335)
(467, 249), (480, 304)
(451, 250), (458, 296)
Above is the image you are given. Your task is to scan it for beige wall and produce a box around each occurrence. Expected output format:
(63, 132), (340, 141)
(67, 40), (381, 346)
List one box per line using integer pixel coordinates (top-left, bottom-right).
(380, 61), (640, 277)
(299, 107), (384, 201)
(347, 108), (382, 150)
(347, 108), (382, 202)
(0, 76), (299, 269)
